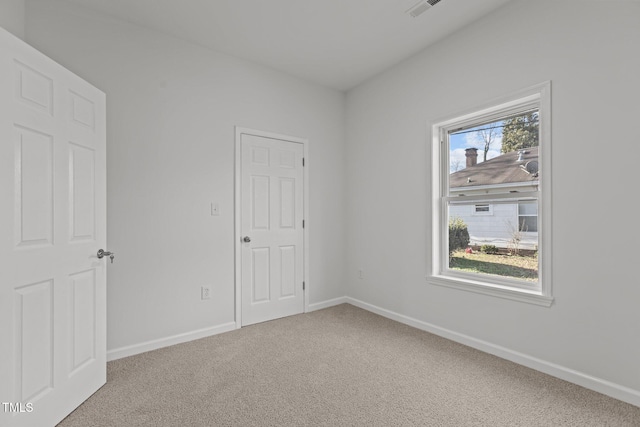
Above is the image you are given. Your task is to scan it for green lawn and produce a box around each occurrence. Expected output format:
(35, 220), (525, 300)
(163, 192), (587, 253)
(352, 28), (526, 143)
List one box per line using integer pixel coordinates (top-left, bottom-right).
(449, 250), (538, 281)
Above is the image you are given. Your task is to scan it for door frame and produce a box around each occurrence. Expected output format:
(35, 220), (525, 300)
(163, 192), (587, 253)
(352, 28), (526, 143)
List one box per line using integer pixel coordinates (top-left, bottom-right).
(234, 126), (309, 328)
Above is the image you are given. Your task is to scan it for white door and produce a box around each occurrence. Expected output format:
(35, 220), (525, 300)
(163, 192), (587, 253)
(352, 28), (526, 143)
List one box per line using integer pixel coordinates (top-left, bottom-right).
(0, 28), (107, 427)
(239, 131), (305, 326)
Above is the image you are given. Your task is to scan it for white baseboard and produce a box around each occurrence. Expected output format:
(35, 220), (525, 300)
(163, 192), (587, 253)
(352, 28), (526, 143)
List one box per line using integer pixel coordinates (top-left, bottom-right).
(307, 296), (348, 312)
(107, 321), (237, 361)
(108, 296), (345, 362)
(345, 297), (640, 408)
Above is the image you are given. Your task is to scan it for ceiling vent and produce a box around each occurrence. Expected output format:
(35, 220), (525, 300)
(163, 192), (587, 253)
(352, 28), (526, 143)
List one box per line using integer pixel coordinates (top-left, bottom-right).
(406, 0), (442, 18)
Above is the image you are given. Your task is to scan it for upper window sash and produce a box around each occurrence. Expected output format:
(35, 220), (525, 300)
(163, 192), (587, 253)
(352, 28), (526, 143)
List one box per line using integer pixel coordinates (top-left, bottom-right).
(440, 97), (540, 140)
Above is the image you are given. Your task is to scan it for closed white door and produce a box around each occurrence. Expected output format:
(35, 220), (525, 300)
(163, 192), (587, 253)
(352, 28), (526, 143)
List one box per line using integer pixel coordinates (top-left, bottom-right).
(239, 131), (305, 326)
(0, 28), (107, 427)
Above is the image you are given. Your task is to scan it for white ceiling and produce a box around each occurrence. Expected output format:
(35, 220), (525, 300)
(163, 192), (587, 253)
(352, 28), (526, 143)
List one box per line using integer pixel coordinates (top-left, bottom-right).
(64, 0), (514, 91)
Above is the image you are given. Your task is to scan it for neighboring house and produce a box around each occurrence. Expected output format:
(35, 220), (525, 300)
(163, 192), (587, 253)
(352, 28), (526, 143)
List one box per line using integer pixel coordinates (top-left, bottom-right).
(449, 147), (539, 251)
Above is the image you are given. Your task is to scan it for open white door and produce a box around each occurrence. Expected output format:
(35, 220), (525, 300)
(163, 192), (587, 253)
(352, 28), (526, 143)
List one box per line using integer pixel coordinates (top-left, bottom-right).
(0, 28), (107, 427)
(237, 129), (306, 326)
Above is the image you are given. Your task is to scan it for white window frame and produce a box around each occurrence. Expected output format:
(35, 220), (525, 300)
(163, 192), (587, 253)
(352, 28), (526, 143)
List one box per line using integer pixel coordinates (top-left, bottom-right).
(428, 82), (553, 307)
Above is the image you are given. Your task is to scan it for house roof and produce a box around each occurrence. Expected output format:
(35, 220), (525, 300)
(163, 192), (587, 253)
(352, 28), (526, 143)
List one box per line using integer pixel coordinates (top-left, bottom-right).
(450, 147), (539, 190)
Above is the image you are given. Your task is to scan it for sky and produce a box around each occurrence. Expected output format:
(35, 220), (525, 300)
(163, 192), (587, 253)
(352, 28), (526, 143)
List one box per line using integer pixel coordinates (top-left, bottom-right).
(449, 120), (503, 173)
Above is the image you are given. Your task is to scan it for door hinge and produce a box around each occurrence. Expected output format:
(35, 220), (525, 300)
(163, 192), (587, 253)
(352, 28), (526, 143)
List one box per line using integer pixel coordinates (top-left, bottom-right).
(303, 281), (305, 290)
(302, 157), (305, 167)
(302, 219), (305, 228)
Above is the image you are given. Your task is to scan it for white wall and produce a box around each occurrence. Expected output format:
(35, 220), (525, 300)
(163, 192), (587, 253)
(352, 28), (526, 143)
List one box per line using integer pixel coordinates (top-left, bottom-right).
(346, 0), (640, 398)
(25, 0), (346, 353)
(0, 0), (25, 39)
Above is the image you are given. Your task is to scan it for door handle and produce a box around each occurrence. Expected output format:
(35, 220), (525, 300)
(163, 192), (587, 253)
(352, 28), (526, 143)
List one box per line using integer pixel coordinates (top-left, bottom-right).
(97, 249), (115, 263)
(243, 236), (251, 243)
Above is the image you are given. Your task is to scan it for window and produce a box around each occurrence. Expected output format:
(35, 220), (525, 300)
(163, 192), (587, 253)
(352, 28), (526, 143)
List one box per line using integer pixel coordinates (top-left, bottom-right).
(429, 83), (552, 306)
(518, 201), (537, 233)
(473, 204), (492, 215)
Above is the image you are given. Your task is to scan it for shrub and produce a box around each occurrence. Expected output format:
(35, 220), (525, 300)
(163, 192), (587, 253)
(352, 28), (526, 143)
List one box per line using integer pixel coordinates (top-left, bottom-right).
(449, 217), (470, 254)
(481, 244), (499, 254)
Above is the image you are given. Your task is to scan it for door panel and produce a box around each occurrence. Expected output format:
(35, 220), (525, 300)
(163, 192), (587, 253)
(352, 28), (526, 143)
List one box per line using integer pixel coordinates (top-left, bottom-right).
(69, 143), (96, 242)
(251, 175), (270, 230)
(240, 133), (304, 326)
(14, 125), (54, 247)
(279, 246), (296, 298)
(69, 269), (97, 375)
(251, 247), (271, 303)
(279, 178), (295, 228)
(0, 28), (106, 427)
(14, 280), (54, 402)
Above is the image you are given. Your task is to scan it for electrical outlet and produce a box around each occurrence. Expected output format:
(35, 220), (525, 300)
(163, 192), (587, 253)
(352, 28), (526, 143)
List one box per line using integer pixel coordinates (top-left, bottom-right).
(201, 286), (211, 300)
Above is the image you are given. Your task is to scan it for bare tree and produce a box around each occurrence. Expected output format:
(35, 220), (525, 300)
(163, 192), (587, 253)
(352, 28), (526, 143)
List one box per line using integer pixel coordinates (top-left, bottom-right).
(477, 124), (499, 162)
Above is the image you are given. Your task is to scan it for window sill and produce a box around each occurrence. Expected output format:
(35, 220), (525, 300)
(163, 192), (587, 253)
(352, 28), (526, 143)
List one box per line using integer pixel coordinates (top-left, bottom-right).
(427, 275), (554, 307)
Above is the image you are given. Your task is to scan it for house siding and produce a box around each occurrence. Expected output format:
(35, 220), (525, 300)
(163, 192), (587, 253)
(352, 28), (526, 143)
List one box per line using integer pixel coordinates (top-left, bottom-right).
(450, 203), (537, 250)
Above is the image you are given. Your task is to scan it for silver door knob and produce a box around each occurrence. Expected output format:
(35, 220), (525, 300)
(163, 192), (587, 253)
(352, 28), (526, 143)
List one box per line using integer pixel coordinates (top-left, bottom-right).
(243, 236), (251, 243)
(97, 249), (115, 263)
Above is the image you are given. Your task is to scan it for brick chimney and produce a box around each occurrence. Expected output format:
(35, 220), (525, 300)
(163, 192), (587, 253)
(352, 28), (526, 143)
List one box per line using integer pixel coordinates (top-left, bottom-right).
(465, 148), (478, 168)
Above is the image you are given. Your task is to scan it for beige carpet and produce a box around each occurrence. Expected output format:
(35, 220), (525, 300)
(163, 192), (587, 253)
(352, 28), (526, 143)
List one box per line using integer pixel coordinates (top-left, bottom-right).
(57, 304), (640, 426)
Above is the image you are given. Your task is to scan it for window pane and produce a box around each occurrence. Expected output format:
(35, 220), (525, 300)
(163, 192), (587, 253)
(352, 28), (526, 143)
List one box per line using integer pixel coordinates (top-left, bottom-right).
(449, 111), (539, 197)
(448, 203), (538, 282)
(518, 201), (537, 216)
(518, 216), (538, 233)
